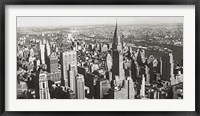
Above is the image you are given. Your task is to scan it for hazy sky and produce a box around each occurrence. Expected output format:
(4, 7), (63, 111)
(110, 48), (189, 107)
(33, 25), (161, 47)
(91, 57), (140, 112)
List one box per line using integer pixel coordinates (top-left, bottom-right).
(17, 17), (183, 27)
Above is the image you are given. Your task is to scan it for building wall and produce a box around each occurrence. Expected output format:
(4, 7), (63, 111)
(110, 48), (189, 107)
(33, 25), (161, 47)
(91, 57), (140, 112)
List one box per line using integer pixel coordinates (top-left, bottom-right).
(60, 51), (78, 91)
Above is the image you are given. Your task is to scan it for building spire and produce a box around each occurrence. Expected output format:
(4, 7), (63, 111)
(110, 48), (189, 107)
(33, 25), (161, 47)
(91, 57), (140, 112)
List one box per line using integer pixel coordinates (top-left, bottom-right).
(116, 18), (118, 29)
(112, 18), (123, 52)
(114, 18), (118, 44)
(113, 18), (122, 46)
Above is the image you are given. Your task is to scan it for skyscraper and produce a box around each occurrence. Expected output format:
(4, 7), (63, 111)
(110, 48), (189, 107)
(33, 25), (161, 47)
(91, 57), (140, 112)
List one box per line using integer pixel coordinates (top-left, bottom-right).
(60, 50), (77, 91)
(68, 66), (77, 91)
(140, 74), (145, 97)
(46, 52), (58, 73)
(85, 72), (99, 99)
(75, 74), (85, 99)
(95, 78), (110, 99)
(161, 52), (174, 82)
(112, 21), (125, 85)
(47, 72), (61, 83)
(131, 59), (139, 82)
(39, 73), (50, 99)
(158, 58), (162, 75)
(136, 49), (146, 66)
(46, 41), (51, 56)
(145, 65), (150, 84)
(39, 40), (45, 64)
(106, 53), (112, 71)
(125, 77), (135, 99)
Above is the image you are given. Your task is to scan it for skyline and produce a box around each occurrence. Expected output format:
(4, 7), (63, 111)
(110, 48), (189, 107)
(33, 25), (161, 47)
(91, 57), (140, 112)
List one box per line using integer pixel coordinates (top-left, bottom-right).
(17, 16), (183, 100)
(17, 17), (183, 27)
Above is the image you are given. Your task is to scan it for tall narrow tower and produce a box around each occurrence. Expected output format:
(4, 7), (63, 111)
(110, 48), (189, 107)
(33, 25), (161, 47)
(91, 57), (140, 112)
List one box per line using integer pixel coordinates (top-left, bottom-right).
(39, 73), (50, 99)
(161, 52), (174, 82)
(39, 40), (45, 64)
(112, 20), (125, 84)
(75, 74), (85, 99)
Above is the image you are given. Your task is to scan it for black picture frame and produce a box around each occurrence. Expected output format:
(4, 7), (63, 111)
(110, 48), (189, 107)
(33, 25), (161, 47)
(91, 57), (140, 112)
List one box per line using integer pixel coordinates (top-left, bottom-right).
(0, 0), (200, 115)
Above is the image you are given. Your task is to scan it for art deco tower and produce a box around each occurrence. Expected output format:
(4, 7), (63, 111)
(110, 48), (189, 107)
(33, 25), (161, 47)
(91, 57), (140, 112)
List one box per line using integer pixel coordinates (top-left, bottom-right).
(60, 50), (78, 91)
(112, 20), (125, 82)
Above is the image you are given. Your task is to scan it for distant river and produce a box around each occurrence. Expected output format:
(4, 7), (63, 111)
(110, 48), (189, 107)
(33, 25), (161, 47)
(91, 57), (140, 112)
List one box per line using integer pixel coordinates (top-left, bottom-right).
(133, 41), (183, 64)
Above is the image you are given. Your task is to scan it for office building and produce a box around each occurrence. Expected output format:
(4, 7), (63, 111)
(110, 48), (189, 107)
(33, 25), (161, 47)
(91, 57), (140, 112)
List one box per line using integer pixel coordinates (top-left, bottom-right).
(46, 52), (58, 73)
(77, 66), (86, 79)
(75, 74), (85, 99)
(125, 77), (135, 99)
(95, 78), (110, 99)
(106, 53), (112, 71)
(85, 72), (99, 99)
(140, 75), (145, 97)
(60, 50), (77, 91)
(162, 53), (174, 81)
(106, 71), (112, 81)
(131, 59), (139, 82)
(136, 49), (146, 66)
(39, 73), (50, 99)
(145, 65), (150, 84)
(47, 72), (61, 83)
(39, 40), (45, 64)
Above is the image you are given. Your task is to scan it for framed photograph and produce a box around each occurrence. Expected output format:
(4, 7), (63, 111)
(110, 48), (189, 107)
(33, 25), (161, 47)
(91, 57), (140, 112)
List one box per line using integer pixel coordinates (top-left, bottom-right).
(1, 0), (200, 115)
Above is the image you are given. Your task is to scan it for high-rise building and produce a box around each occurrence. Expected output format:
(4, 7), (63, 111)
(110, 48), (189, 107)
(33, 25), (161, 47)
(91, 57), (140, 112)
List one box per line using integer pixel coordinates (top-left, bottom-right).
(85, 72), (99, 99)
(39, 40), (45, 64)
(47, 72), (61, 83)
(161, 53), (174, 82)
(106, 71), (112, 81)
(136, 49), (146, 66)
(77, 66), (86, 79)
(60, 50), (77, 91)
(131, 59), (139, 82)
(125, 77), (135, 99)
(39, 73), (50, 99)
(68, 66), (77, 92)
(140, 75), (145, 97)
(46, 53), (58, 73)
(112, 21), (125, 85)
(149, 62), (155, 83)
(95, 78), (110, 99)
(33, 58), (40, 72)
(44, 42), (50, 64)
(158, 58), (162, 74)
(145, 65), (150, 84)
(46, 41), (51, 56)
(75, 74), (85, 99)
(106, 53), (112, 71)
(23, 50), (30, 59)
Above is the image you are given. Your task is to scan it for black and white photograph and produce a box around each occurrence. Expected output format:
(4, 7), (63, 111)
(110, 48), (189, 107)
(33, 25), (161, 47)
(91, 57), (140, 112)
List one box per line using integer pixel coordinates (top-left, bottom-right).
(16, 16), (183, 99)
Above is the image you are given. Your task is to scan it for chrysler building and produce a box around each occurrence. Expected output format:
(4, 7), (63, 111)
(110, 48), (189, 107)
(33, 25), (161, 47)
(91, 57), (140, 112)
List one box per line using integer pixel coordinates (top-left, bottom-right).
(112, 20), (125, 84)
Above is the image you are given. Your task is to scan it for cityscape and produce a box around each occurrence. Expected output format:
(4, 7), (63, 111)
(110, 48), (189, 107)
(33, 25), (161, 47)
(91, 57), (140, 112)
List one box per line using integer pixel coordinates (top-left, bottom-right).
(17, 17), (183, 99)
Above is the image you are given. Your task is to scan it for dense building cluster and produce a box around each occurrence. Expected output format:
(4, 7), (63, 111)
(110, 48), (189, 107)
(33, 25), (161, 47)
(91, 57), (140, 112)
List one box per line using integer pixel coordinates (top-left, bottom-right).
(17, 22), (183, 99)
